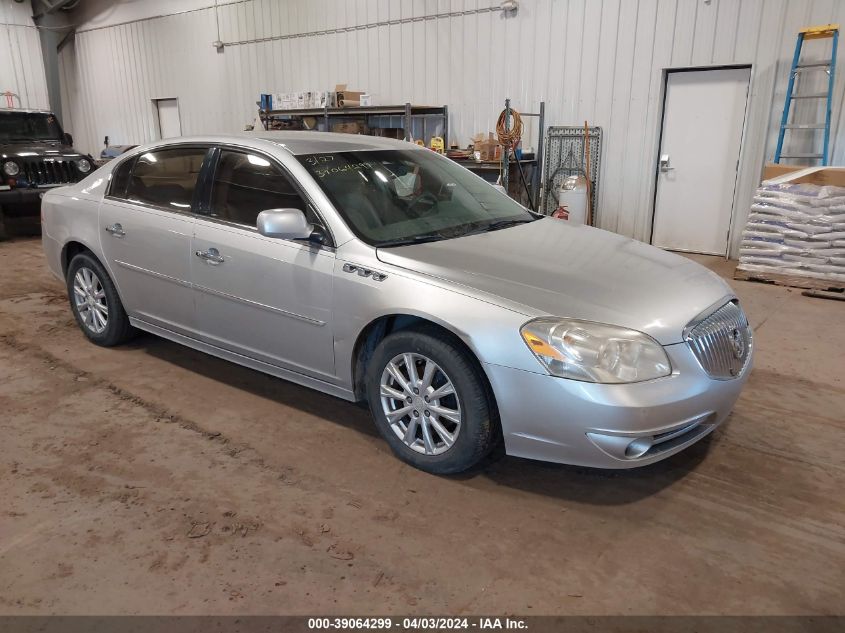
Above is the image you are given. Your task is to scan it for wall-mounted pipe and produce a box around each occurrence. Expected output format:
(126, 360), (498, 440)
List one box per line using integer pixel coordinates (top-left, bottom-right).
(221, 5), (505, 48)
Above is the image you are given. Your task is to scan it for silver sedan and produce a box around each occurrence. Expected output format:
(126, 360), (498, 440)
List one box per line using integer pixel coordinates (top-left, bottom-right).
(41, 132), (752, 474)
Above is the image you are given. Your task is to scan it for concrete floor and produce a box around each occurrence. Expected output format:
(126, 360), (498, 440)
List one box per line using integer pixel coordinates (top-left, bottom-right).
(0, 237), (843, 615)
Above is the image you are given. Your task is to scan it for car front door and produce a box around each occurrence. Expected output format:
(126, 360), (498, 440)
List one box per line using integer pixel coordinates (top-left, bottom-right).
(190, 147), (336, 381)
(99, 145), (210, 336)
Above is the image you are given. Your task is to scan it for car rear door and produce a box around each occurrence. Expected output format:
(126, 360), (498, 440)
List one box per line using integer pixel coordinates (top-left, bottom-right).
(189, 146), (336, 381)
(99, 145), (210, 336)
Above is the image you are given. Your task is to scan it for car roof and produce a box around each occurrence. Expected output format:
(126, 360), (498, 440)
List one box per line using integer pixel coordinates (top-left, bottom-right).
(123, 131), (424, 161)
(250, 131), (422, 155)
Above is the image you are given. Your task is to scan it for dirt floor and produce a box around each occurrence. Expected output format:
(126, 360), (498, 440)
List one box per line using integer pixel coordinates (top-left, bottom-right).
(0, 236), (843, 615)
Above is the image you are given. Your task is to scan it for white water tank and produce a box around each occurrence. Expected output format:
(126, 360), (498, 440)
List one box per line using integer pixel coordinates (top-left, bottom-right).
(556, 175), (588, 225)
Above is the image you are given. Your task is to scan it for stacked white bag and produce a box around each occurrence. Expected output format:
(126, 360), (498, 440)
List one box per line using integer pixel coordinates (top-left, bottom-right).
(737, 173), (845, 284)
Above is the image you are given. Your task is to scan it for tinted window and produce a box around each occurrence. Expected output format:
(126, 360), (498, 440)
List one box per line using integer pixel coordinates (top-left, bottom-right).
(126, 147), (207, 210)
(210, 150), (307, 226)
(108, 156), (135, 198)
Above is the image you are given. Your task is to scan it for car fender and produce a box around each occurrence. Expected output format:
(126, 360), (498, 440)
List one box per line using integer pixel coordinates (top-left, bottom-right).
(332, 254), (546, 391)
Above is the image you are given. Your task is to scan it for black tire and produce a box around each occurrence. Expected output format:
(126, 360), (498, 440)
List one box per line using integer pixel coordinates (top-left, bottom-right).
(366, 326), (498, 474)
(66, 251), (135, 346)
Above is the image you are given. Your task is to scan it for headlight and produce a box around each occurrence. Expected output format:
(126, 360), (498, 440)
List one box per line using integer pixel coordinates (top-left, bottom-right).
(77, 158), (92, 173)
(3, 160), (19, 176)
(520, 318), (671, 383)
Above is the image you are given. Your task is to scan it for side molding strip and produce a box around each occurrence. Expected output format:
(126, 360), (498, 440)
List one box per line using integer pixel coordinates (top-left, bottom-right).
(193, 283), (326, 326)
(115, 259), (325, 326)
(114, 260), (191, 288)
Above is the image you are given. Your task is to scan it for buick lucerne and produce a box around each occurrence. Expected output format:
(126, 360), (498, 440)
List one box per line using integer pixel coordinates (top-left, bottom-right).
(41, 132), (752, 474)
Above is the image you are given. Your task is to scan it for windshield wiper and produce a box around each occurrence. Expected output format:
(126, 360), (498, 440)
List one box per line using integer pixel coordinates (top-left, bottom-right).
(377, 232), (452, 248)
(377, 218), (536, 247)
(484, 218), (536, 231)
(459, 217), (536, 237)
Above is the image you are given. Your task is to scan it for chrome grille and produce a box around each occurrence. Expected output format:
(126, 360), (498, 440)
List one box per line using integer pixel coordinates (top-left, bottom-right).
(21, 159), (79, 186)
(685, 301), (752, 380)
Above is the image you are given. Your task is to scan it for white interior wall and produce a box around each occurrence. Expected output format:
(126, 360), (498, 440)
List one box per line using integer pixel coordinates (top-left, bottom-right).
(0, 0), (49, 110)
(59, 0), (845, 258)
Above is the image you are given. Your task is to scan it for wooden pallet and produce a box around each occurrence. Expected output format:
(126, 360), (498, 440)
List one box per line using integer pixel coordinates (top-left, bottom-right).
(734, 267), (845, 292)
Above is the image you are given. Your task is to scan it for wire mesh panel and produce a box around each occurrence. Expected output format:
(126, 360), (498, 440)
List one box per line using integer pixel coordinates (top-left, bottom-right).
(541, 126), (602, 219)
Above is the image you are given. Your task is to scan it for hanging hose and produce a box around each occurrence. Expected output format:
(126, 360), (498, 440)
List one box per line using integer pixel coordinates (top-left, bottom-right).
(495, 107), (535, 211)
(496, 108), (523, 149)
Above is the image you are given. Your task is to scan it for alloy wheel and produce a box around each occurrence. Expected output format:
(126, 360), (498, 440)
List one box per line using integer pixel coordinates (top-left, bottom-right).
(379, 353), (462, 455)
(73, 267), (109, 334)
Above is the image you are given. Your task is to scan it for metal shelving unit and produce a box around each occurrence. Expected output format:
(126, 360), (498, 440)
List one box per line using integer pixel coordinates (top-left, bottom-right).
(259, 103), (448, 146)
(500, 99), (545, 210)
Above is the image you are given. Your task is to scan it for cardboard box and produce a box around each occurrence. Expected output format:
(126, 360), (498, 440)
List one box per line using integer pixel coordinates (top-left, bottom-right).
(373, 128), (403, 140)
(762, 162), (808, 181)
(335, 84), (365, 107)
(331, 121), (366, 134)
(472, 132), (500, 162)
(317, 91), (333, 108)
(268, 90), (337, 110)
(762, 165), (845, 187)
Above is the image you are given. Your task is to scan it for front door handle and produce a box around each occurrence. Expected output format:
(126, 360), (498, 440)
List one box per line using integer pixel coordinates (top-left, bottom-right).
(104, 223), (125, 237)
(195, 247), (225, 264)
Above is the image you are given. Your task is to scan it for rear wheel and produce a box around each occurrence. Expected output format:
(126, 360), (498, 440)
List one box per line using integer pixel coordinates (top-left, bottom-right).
(366, 327), (497, 474)
(66, 252), (135, 346)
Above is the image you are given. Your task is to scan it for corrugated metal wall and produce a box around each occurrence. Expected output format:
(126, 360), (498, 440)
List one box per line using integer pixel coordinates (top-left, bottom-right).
(60, 0), (845, 257)
(0, 0), (49, 109)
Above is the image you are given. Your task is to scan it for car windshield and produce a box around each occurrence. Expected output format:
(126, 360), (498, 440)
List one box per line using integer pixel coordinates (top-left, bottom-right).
(0, 112), (63, 143)
(297, 149), (536, 246)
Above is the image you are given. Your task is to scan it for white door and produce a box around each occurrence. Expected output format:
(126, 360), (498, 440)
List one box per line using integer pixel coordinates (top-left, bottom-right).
(155, 99), (182, 138)
(652, 67), (750, 255)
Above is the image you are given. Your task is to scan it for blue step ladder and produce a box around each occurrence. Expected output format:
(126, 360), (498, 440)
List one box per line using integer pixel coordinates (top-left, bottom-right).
(774, 23), (839, 165)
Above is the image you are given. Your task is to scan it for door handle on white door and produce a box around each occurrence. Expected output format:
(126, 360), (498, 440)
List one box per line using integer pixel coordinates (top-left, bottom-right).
(659, 154), (675, 172)
(104, 223), (125, 237)
(195, 247), (225, 264)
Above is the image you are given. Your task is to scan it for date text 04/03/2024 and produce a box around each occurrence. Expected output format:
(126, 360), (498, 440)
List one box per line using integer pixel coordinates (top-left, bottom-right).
(306, 617), (528, 630)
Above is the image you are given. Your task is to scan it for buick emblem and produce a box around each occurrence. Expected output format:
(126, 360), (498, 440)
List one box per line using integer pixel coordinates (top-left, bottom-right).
(730, 328), (746, 360)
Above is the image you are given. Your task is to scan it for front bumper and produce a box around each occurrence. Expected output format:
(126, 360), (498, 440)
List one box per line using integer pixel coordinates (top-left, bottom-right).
(485, 341), (752, 468)
(0, 186), (50, 217)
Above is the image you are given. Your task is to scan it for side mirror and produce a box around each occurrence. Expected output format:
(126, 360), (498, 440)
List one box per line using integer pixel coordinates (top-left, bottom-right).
(63, 132), (74, 146)
(256, 208), (313, 240)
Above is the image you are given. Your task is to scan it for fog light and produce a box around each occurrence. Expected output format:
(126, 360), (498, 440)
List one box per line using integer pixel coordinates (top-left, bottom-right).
(625, 436), (654, 459)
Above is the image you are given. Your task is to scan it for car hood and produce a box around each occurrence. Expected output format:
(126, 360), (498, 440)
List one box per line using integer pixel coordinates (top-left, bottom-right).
(0, 142), (81, 159)
(376, 218), (733, 345)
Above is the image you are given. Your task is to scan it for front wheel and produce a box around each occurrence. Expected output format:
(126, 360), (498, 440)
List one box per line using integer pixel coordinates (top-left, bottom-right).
(366, 327), (498, 474)
(66, 252), (135, 346)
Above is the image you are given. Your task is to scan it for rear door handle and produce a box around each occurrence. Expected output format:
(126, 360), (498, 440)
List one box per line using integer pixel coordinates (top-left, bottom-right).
(195, 247), (225, 264)
(104, 223), (125, 237)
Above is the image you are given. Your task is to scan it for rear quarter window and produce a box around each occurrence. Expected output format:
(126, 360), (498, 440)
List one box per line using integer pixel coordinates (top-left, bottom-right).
(107, 156), (135, 199)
